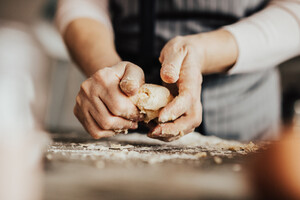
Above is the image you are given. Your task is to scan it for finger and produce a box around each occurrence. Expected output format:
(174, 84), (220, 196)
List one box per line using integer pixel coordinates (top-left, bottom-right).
(86, 111), (116, 139)
(93, 62), (142, 120)
(159, 39), (187, 83)
(158, 91), (192, 123)
(88, 99), (138, 130)
(148, 128), (194, 142)
(149, 112), (202, 139)
(119, 63), (145, 96)
(92, 67), (141, 120)
(151, 102), (202, 138)
(150, 117), (193, 137)
(98, 82), (141, 121)
(159, 54), (202, 123)
(74, 104), (115, 139)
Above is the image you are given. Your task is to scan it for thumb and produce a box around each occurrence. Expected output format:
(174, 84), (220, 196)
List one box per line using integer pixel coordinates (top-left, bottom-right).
(119, 62), (145, 96)
(159, 43), (187, 83)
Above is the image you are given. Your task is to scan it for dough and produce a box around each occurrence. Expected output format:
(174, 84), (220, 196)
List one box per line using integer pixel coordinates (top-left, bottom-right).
(130, 84), (173, 123)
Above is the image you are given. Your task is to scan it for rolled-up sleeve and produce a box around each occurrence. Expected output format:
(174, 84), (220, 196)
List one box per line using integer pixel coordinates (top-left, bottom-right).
(224, 0), (300, 74)
(55, 0), (112, 35)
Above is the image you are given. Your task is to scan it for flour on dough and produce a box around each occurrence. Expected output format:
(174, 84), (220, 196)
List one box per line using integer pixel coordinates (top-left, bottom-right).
(130, 84), (173, 123)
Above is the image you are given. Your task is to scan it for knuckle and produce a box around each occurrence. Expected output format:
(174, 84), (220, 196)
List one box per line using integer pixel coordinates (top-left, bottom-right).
(173, 35), (184, 42)
(95, 67), (114, 82)
(93, 67), (117, 89)
(170, 44), (179, 52)
(182, 42), (192, 49)
(94, 69), (107, 82)
(126, 62), (144, 78)
(171, 37), (185, 48)
(120, 61), (130, 66)
(80, 80), (92, 96)
(178, 46), (185, 54)
(169, 36), (190, 54)
(181, 44), (190, 53)
(75, 95), (81, 106)
(93, 70), (112, 89)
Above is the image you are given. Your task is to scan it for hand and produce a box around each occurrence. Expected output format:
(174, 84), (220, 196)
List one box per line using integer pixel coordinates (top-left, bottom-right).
(148, 35), (204, 142)
(74, 61), (145, 139)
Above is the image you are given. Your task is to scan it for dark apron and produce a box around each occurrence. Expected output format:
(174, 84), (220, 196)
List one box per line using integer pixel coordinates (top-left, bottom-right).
(110, 0), (280, 141)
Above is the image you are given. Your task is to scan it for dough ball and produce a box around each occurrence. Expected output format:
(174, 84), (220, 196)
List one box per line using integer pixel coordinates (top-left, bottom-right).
(130, 84), (173, 123)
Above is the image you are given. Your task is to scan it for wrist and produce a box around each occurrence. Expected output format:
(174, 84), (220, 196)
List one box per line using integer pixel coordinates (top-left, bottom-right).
(87, 50), (121, 76)
(192, 29), (238, 74)
(64, 18), (122, 77)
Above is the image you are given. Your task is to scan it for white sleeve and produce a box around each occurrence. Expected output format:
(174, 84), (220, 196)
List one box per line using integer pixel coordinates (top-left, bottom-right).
(223, 0), (300, 74)
(55, 0), (112, 35)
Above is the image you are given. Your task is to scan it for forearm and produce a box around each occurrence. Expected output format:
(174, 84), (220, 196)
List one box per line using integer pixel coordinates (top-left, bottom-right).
(223, 0), (300, 73)
(187, 29), (238, 74)
(64, 18), (121, 77)
(194, 0), (300, 75)
(200, 29), (238, 74)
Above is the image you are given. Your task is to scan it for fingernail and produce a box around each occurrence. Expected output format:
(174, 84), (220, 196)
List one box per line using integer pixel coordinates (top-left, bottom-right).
(161, 65), (179, 83)
(120, 79), (139, 95)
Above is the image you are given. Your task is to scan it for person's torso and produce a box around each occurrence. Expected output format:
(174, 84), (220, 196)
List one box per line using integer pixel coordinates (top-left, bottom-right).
(109, 0), (280, 140)
(110, 0), (268, 59)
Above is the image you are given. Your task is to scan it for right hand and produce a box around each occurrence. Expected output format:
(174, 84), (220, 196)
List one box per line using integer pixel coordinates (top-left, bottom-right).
(74, 61), (145, 139)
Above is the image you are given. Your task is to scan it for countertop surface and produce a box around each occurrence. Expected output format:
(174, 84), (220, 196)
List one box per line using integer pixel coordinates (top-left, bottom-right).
(45, 132), (261, 200)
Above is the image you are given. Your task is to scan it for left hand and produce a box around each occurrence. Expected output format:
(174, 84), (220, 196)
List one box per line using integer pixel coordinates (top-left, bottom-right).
(148, 35), (205, 142)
